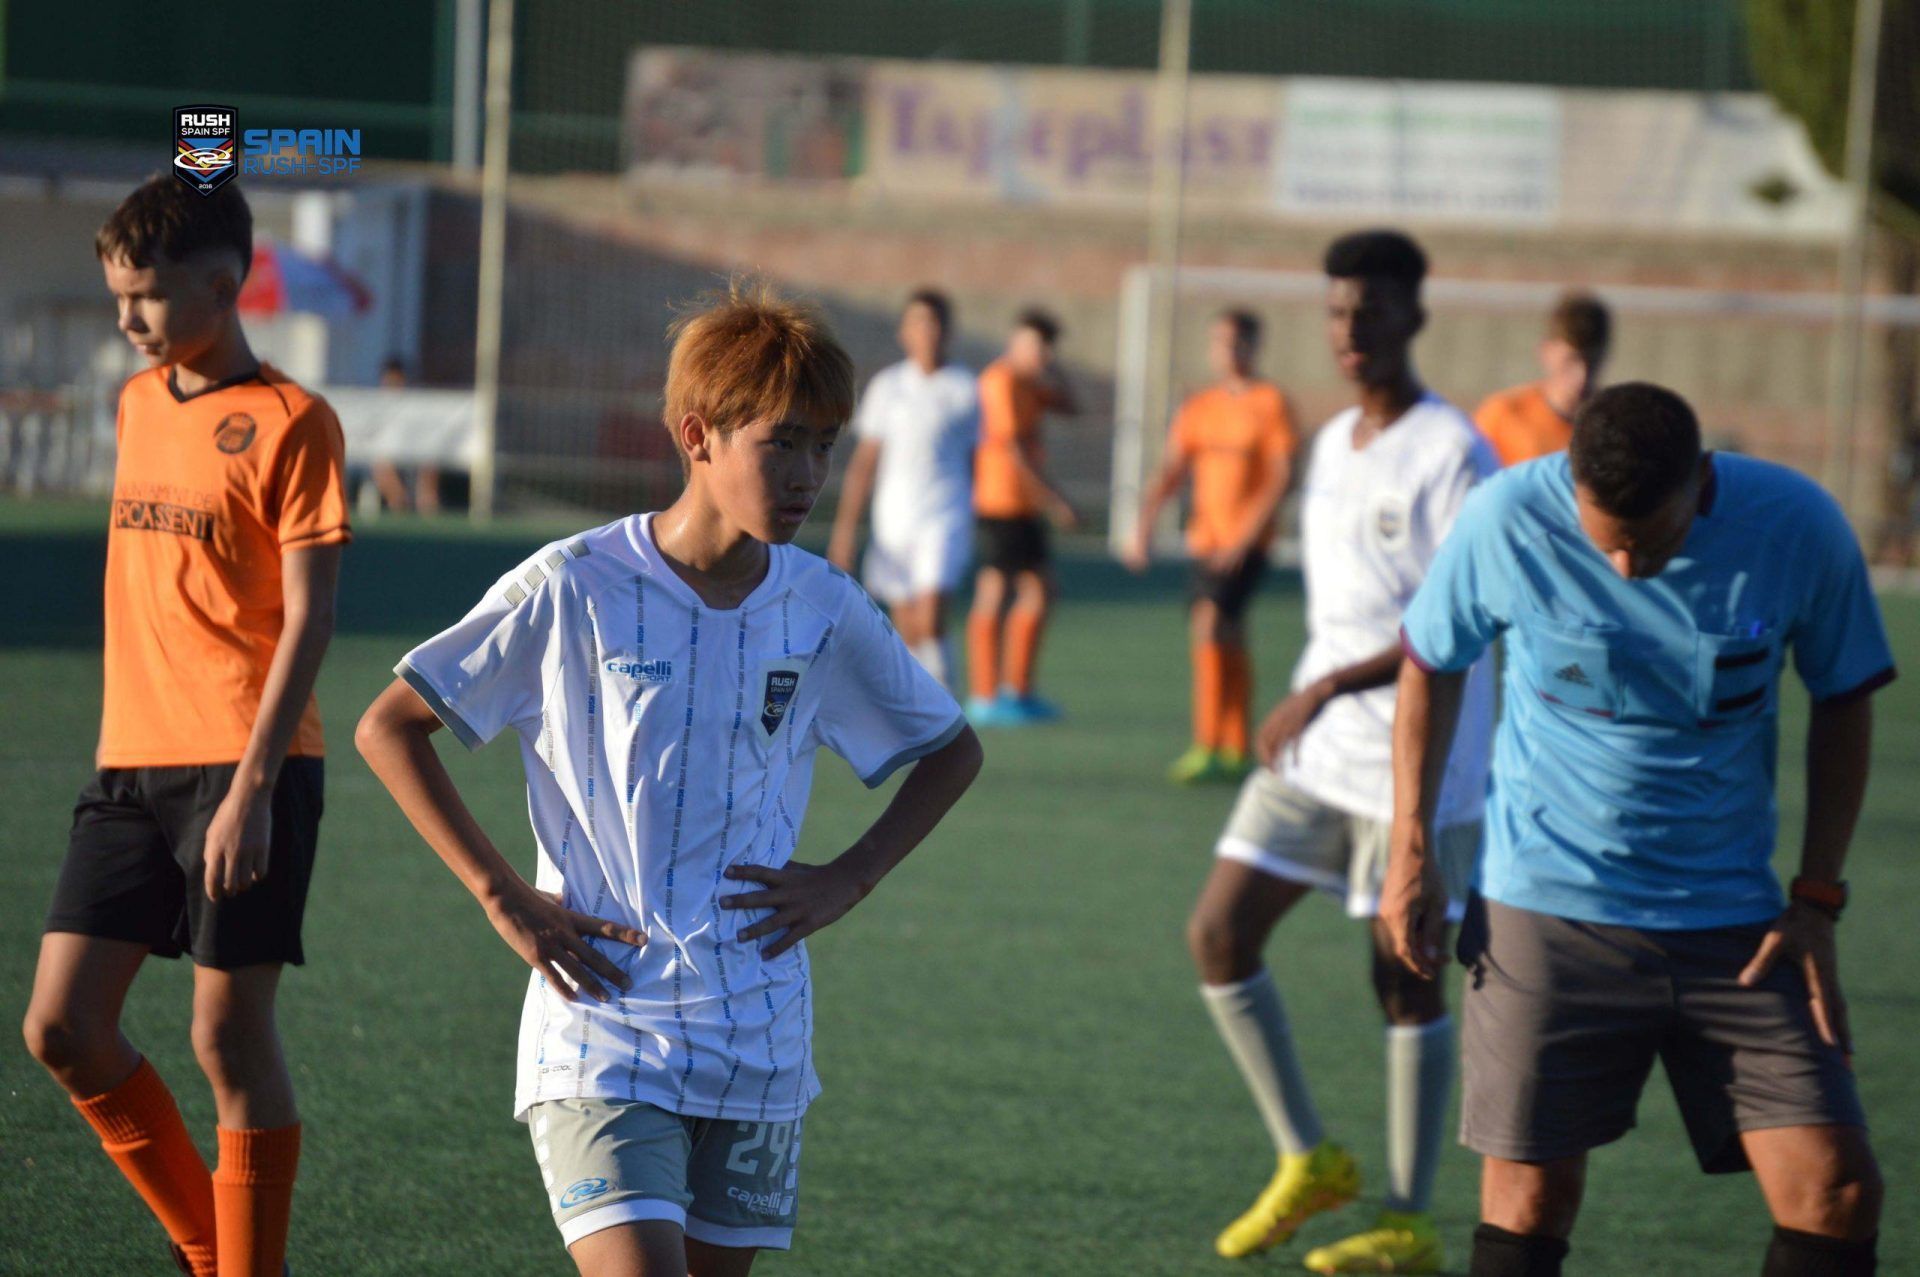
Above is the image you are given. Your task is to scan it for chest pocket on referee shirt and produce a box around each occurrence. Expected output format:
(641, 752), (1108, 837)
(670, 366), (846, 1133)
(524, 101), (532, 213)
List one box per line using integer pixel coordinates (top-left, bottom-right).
(1521, 608), (1623, 720)
(1695, 624), (1781, 726)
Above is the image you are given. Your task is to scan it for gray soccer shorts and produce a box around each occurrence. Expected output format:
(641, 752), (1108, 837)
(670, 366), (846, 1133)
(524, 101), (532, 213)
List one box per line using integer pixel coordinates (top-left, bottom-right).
(528, 1097), (802, 1250)
(1214, 767), (1480, 921)
(1458, 895), (1866, 1173)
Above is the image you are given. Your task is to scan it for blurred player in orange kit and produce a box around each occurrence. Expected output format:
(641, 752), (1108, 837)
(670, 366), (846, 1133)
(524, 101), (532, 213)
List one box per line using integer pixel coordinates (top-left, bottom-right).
(1125, 310), (1296, 783)
(22, 175), (349, 1277)
(1474, 292), (1612, 467)
(966, 308), (1079, 726)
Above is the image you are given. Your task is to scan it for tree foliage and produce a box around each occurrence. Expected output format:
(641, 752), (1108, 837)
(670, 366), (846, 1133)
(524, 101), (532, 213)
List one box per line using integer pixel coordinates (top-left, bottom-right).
(1746, 0), (1920, 220)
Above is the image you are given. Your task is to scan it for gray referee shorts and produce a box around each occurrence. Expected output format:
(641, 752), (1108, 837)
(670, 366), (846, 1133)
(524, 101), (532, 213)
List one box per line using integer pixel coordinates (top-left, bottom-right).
(1458, 895), (1865, 1173)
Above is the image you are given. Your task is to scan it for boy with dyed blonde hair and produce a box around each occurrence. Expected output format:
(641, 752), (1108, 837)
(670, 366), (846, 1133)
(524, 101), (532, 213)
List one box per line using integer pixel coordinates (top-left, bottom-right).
(358, 280), (982, 1276)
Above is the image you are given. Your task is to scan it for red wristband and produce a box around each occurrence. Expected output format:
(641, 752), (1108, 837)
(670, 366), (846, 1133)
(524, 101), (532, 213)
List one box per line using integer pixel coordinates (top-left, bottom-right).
(1789, 876), (1848, 918)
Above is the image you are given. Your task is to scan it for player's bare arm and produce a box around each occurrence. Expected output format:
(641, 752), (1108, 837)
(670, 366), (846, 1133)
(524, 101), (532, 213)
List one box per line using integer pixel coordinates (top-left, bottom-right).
(827, 437), (882, 571)
(355, 678), (642, 1002)
(1124, 452), (1191, 571)
(1009, 438), (1078, 531)
(202, 542), (341, 902)
(1255, 642), (1403, 768)
(1738, 692), (1873, 1052)
(1383, 656), (1466, 980)
(722, 724), (983, 958)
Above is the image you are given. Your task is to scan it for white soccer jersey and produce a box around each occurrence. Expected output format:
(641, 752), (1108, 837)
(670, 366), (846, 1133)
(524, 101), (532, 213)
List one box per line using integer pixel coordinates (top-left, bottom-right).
(1280, 393), (1497, 826)
(398, 513), (966, 1124)
(854, 359), (980, 543)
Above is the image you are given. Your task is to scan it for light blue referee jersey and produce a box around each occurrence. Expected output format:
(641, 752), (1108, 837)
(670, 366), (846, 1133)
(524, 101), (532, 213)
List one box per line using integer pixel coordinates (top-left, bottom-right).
(1401, 452), (1897, 929)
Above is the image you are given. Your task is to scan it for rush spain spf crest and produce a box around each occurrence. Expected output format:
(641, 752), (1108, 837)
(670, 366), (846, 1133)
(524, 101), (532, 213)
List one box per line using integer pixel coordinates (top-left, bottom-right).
(760, 666), (802, 736)
(174, 105), (239, 195)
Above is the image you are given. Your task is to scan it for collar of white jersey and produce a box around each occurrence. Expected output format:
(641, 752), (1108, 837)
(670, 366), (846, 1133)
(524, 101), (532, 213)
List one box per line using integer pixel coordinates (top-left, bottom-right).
(625, 511), (790, 615)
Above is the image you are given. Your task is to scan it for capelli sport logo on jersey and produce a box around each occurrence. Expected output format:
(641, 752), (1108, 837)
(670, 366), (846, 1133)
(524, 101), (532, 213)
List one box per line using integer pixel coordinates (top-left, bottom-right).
(174, 106), (238, 195)
(761, 670), (800, 735)
(604, 658), (673, 684)
(213, 413), (257, 454)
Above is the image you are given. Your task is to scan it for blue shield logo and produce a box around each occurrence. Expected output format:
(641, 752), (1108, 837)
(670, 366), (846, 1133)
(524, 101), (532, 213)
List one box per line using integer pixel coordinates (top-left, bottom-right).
(761, 670), (799, 735)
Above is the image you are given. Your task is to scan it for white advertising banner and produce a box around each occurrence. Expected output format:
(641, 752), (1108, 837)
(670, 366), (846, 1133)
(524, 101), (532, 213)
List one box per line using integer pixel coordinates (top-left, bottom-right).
(623, 49), (1848, 238)
(1275, 79), (1560, 224)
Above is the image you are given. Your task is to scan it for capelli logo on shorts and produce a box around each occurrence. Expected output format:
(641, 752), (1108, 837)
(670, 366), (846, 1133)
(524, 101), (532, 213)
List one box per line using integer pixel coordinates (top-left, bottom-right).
(559, 1177), (612, 1208)
(604, 658), (672, 683)
(726, 1185), (794, 1216)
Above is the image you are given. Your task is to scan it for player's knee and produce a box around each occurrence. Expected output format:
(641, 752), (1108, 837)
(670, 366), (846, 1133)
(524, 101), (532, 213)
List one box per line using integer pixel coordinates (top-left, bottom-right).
(1186, 906), (1255, 983)
(1371, 943), (1444, 1024)
(190, 1005), (270, 1082)
(22, 1005), (86, 1072)
(1774, 1152), (1884, 1238)
(1484, 1159), (1583, 1237)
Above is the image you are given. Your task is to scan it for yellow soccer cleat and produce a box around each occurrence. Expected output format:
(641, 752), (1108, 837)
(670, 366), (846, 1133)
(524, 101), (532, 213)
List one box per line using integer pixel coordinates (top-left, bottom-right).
(1214, 1143), (1362, 1259)
(1169, 745), (1221, 784)
(1301, 1209), (1443, 1274)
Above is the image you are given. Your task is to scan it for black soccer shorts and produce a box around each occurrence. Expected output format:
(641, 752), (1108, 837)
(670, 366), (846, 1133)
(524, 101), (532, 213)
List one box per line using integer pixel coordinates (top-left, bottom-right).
(46, 759), (324, 968)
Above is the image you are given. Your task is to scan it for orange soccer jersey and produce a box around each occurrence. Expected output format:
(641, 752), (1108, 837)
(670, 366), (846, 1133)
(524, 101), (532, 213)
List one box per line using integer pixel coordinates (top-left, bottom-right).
(98, 364), (350, 767)
(1168, 382), (1295, 555)
(1475, 381), (1572, 468)
(974, 359), (1049, 519)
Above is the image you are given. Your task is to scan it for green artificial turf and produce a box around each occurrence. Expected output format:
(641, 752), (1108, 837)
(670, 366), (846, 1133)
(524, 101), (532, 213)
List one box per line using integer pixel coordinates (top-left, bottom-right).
(2, 500), (1914, 1275)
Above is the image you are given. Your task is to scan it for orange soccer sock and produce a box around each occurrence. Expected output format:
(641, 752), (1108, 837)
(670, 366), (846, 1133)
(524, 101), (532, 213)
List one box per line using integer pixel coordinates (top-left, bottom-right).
(1005, 607), (1045, 697)
(213, 1124), (301, 1277)
(71, 1057), (219, 1277)
(1220, 645), (1253, 757)
(1193, 641), (1226, 750)
(967, 610), (1001, 701)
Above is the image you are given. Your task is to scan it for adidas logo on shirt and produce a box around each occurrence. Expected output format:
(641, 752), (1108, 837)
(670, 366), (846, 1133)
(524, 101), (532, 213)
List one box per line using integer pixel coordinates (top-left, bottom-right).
(604, 658), (673, 683)
(1554, 662), (1592, 687)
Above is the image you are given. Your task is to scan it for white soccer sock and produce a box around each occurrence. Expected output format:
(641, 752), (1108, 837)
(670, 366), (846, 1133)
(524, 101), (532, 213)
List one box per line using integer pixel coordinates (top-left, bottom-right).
(1385, 1015), (1453, 1214)
(910, 637), (949, 687)
(1200, 969), (1326, 1157)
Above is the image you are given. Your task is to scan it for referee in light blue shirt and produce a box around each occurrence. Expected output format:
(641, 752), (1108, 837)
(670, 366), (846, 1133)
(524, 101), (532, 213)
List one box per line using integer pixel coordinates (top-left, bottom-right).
(1385, 384), (1894, 1277)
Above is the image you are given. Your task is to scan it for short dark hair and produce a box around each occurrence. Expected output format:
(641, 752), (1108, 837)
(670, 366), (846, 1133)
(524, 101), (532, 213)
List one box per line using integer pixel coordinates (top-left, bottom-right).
(1218, 308), (1261, 344)
(1323, 229), (1427, 297)
(1015, 307), (1061, 345)
(905, 288), (952, 331)
(1569, 382), (1701, 518)
(96, 175), (253, 277)
(1549, 292), (1611, 362)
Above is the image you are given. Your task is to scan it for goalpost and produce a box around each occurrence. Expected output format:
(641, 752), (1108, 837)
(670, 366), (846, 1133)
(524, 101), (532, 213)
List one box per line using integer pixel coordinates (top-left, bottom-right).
(1109, 263), (1920, 560)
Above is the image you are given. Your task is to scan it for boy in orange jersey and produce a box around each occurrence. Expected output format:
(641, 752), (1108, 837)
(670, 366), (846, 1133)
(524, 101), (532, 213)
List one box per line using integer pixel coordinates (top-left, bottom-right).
(22, 177), (348, 1277)
(1125, 310), (1296, 783)
(966, 309), (1079, 726)
(1474, 291), (1611, 467)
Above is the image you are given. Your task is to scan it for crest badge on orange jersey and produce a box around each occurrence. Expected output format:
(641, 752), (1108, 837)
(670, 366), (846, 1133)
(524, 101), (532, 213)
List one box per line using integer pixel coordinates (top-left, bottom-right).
(214, 413), (257, 454)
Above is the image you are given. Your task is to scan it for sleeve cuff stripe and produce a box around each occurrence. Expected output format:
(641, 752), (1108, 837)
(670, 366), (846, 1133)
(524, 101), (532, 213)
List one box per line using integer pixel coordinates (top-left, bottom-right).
(1816, 665), (1898, 705)
(1399, 625), (1440, 674)
(396, 660), (486, 751)
(282, 524), (353, 547)
(858, 712), (968, 789)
